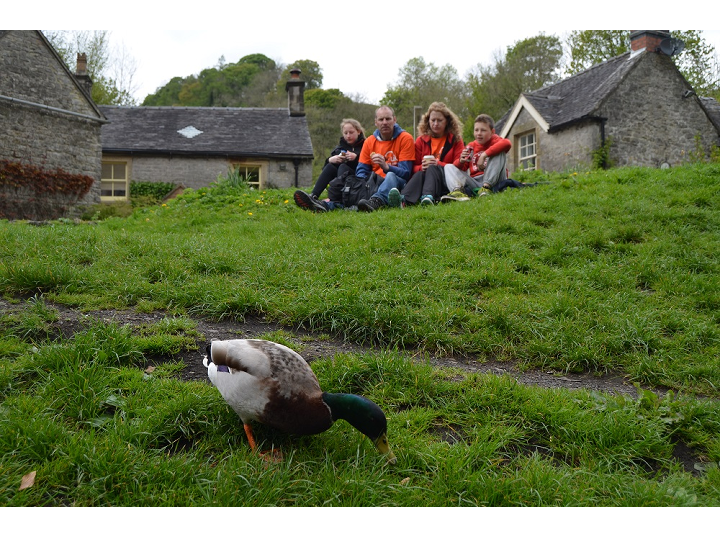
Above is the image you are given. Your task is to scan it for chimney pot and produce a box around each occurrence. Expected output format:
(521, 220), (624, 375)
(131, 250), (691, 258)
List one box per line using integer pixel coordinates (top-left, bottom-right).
(629, 30), (671, 53)
(285, 69), (305, 117)
(76, 52), (88, 75)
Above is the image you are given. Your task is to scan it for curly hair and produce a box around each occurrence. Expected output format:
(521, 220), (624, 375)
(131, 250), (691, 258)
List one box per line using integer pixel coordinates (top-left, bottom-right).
(417, 102), (463, 139)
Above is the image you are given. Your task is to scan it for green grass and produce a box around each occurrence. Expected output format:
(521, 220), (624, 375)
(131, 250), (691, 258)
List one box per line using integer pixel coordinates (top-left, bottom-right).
(1, 163), (719, 506)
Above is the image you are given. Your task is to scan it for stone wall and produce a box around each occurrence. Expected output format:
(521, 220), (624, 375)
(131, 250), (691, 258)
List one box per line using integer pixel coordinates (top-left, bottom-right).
(540, 120), (600, 172)
(502, 51), (720, 174)
(0, 31), (103, 219)
(598, 52), (719, 168)
(504, 108), (601, 173)
(107, 153), (313, 191)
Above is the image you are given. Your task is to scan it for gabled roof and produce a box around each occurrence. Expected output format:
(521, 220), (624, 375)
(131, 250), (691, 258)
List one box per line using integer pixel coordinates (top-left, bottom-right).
(0, 30), (105, 122)
(99, 105), (313, 159)
(499, 51), (648, 137)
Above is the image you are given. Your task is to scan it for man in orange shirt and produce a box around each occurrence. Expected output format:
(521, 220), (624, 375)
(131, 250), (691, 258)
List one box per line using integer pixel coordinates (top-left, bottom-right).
(356, 106), (415, 212)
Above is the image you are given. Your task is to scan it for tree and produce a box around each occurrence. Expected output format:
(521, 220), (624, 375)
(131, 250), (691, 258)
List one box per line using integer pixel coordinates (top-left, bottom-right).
(565, 30), (720, 99)
(44, 30), (138, 106)
(672, 31), (720, 99)
(305, 88), (349, 109)
(277, 60), (323, 93)
(381, 57), (468, 136)
(465, 34), (563, 139)
(564, 30), (628, 76)
(142, 53), (282, 107)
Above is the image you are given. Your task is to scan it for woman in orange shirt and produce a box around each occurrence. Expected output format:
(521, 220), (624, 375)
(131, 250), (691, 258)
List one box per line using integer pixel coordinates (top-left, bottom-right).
(397, 102), (465, 207)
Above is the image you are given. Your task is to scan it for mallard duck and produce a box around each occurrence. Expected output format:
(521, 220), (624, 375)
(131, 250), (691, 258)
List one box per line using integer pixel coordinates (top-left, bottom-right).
(203, 339), (396, 464)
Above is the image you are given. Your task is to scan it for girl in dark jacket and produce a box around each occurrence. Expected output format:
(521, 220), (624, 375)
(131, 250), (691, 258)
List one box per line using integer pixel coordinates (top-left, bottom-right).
(294, 118), (366, 212)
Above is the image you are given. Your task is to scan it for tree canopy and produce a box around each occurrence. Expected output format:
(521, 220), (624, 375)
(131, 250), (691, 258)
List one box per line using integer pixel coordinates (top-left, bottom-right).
(44, 29), (718, 173)
(565, 30), (720, 99)
(464, 34), (563, 138)
(44, 30), (138, 106)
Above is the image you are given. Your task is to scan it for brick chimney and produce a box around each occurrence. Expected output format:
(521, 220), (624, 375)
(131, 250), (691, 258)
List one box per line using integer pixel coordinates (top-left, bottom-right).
(74, 52), (94, 97)
(629, 31), (671, 53)
(285, 68), (305, 117)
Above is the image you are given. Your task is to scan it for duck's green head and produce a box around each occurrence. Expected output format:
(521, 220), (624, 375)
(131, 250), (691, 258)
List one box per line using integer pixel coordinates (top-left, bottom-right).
(323, 392), (397, 465)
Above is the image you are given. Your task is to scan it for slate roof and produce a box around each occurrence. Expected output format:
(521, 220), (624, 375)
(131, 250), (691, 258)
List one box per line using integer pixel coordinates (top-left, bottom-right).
(514, 52), (645, 133)
(99, 105), (313, 158)
(498, 51), (720, 139)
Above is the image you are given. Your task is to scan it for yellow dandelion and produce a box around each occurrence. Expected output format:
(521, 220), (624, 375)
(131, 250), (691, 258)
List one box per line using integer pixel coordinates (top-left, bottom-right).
(248, 212), (253, 216)
(162, 203), (167, 207)
(284, 200), (289, 204)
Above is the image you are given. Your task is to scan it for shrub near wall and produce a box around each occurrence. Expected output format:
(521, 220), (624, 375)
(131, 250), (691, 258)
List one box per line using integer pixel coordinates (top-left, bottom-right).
(0, 159), (94, 221)
(129, 181), (176, 202)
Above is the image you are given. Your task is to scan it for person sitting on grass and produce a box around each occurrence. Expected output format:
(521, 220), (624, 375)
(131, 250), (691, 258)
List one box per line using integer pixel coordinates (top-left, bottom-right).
(442, 114), (511, 202)
(355, 105), (415, 212)
(294, 118), (366, 213)
(395, 102), (465, 208)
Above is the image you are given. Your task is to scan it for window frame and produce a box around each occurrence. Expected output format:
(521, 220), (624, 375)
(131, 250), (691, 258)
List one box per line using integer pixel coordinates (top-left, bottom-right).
(517, 131), (537, 171)
(229, 160), (268, 189)
(100, 160), (130, 201)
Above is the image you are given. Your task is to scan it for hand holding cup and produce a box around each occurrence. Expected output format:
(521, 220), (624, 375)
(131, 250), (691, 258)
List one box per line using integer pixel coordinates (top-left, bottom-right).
(422, 155), (436, 171)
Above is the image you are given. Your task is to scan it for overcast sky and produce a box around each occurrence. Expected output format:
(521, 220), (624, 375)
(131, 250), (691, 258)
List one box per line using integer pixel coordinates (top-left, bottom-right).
(108, 30), (720, 104)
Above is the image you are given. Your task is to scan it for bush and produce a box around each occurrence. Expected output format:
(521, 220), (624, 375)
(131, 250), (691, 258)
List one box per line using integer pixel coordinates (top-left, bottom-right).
(129, 181), (176, 201)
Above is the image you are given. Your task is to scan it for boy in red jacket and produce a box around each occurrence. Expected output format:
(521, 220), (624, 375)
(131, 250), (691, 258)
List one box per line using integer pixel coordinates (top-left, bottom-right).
(442, 114), (511, 202)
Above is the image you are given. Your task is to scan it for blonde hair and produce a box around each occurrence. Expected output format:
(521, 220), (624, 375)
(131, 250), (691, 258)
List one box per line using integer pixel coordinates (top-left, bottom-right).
(417, 102), (464, 139)
(340, 118), (365, 136)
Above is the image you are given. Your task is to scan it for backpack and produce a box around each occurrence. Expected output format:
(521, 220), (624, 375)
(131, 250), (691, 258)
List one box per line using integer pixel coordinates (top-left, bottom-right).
(341, 172), (380, 207)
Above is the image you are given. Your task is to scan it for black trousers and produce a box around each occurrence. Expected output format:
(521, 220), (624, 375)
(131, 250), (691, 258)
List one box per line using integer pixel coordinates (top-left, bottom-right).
(400, 165), (448, 205)
(491, 178), (537, 192)
(312, 162), (356, 198)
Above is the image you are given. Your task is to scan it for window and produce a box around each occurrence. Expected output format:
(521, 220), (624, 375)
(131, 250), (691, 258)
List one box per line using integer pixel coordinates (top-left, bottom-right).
(229, 161), (266, 189)
(101, 161), (128, 200)
(518, 132), (537, 171)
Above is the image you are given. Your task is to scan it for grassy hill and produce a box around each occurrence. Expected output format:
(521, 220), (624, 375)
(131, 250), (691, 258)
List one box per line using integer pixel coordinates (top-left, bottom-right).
(1, 163), (718, 508)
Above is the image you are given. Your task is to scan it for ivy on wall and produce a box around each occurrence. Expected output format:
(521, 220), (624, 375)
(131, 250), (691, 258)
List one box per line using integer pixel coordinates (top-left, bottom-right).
(0, 159), (94, 196)
(0, 159), (95, 220)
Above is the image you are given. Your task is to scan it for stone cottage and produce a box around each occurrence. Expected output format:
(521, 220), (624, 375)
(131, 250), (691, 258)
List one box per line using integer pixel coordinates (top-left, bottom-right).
(0, 30), (105, 220)
(497, 31), (720, 174)
(98, 70), (314, 199)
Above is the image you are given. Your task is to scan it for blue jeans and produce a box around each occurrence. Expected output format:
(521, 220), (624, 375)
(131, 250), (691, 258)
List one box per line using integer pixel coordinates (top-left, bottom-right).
(371, 171), (406, 204)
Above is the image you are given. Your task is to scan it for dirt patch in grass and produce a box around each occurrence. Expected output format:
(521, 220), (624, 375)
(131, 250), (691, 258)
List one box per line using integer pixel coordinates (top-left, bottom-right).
(2, 297), (705, 476)
(1, 297), (648, 398)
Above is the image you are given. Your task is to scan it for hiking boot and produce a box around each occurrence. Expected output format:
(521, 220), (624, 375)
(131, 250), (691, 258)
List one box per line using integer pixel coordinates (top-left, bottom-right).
(472, 188), (490, 197)
(420, 194), (434, 207)
(388, 188), (403, 208)
(294, 190), (327, 212)
(440, 190), (470, 203)
(358, 196), (385, 212)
